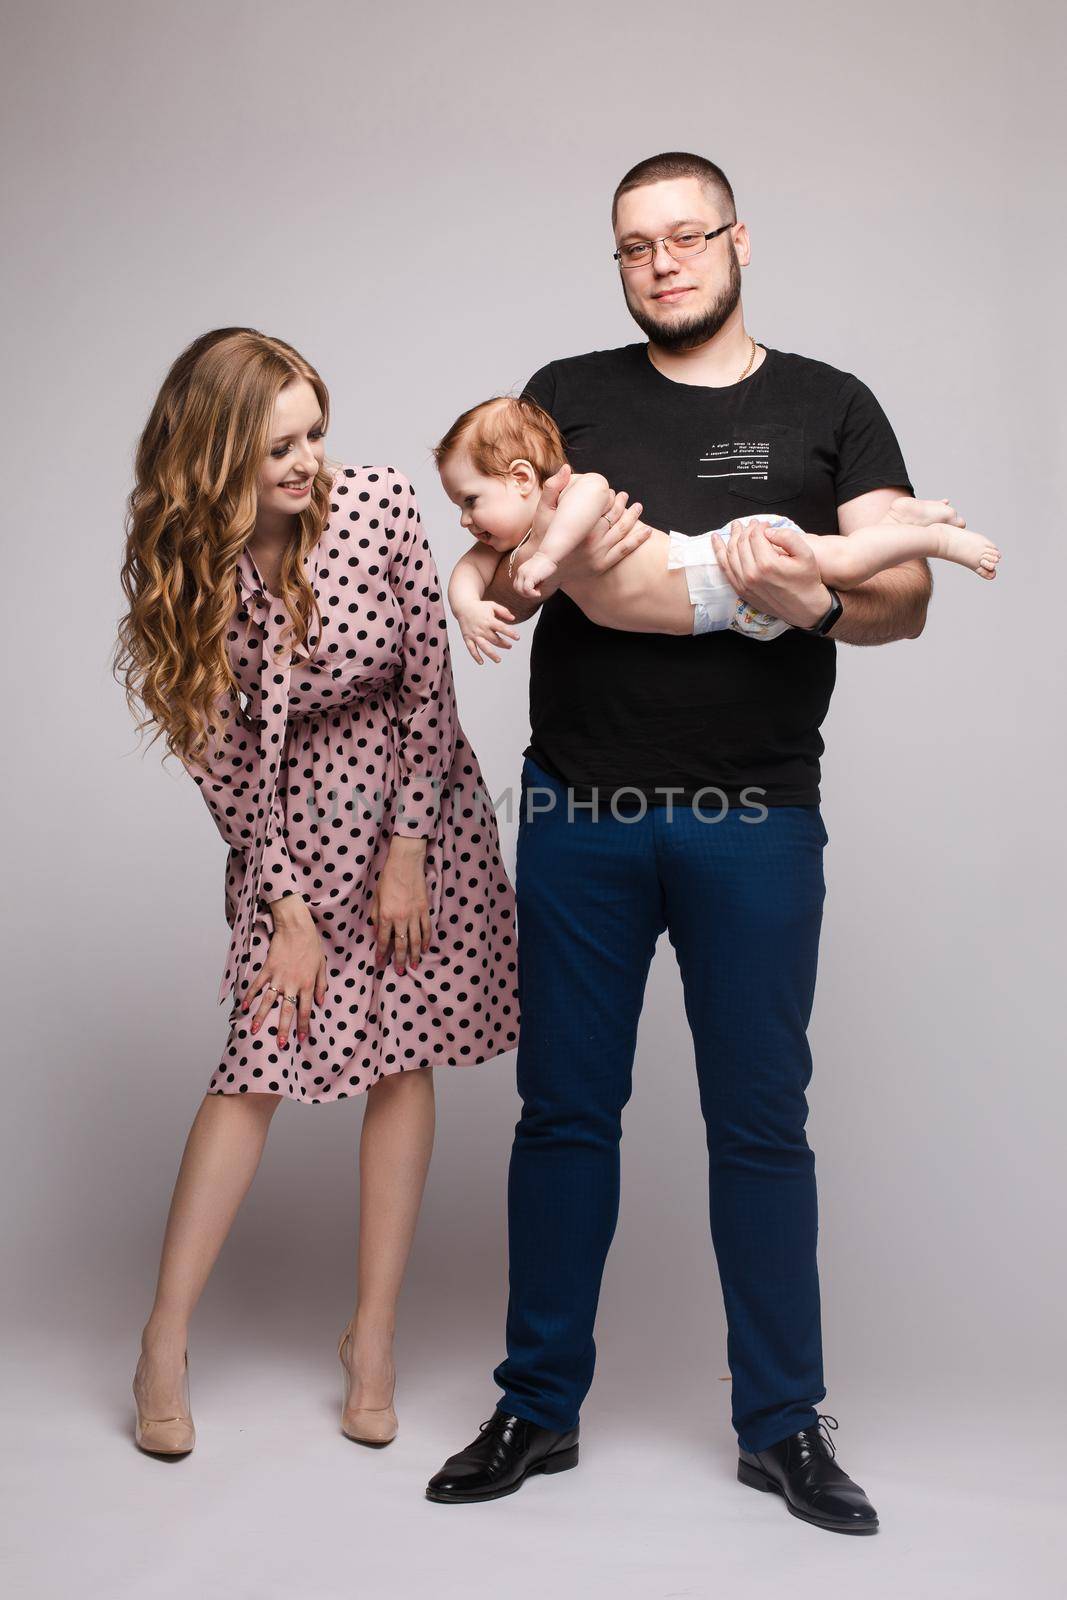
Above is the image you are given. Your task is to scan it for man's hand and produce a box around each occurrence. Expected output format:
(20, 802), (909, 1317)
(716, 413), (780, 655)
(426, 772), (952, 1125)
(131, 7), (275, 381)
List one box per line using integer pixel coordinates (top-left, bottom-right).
(529, 462), (572, 544)
(543, 470), (652, 598)
(558, 497), (650, 584)
(714, 518), (830, 631)
(484, 464), (651, 619)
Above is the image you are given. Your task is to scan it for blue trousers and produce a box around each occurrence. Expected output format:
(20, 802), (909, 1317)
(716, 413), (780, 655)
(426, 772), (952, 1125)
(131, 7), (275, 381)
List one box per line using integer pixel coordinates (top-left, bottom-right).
(493, 756), (829, 1454)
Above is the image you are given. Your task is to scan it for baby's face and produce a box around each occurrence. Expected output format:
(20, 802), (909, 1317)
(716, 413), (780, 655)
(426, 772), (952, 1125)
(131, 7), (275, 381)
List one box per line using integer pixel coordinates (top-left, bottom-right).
(439, 450), (539, 553)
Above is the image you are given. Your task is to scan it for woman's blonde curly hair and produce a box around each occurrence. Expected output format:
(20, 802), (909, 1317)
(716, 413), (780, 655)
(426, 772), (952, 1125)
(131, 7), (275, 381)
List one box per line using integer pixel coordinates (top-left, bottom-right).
(114, 327), (337, 768)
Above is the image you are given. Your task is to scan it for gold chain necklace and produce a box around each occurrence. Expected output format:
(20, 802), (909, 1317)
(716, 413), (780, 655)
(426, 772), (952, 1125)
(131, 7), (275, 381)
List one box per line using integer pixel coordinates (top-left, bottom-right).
(648, 334), (760, 384)
(738, 334), (759, 382)
(508, 524), (535, 585)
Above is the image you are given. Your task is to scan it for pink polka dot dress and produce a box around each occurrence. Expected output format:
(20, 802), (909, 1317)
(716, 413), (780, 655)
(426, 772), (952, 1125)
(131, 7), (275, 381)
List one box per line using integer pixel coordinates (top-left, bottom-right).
(180, 464), (520, 1103)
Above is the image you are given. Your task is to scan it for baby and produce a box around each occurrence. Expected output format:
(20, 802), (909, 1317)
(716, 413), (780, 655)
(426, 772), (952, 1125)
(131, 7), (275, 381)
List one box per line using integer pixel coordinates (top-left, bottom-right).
(434, 396), (1001, 662)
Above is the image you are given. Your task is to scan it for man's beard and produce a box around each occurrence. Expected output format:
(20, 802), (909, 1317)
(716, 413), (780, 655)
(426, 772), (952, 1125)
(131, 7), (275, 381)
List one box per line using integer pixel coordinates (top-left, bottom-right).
(623, 244), (743, 352)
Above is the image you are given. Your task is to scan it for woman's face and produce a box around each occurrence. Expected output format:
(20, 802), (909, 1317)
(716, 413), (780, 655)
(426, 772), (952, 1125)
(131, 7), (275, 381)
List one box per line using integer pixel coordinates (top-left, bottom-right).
(439, 450), (538, 552)
(257, 378), (327, 514)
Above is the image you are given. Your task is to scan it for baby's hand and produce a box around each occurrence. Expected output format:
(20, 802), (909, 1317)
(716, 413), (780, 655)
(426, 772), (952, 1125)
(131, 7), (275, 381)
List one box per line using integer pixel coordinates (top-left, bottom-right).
(456, 600), (520, 666)
(513, 551), (559, 599)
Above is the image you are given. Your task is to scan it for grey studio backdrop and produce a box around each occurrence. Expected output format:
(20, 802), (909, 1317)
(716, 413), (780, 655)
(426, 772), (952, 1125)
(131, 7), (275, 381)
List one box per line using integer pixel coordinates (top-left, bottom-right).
(3, 1), (1065, 1596)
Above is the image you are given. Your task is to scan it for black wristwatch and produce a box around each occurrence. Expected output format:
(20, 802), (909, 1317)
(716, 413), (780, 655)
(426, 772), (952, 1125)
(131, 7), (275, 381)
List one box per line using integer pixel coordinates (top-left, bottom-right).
(802, 586), (843, 637)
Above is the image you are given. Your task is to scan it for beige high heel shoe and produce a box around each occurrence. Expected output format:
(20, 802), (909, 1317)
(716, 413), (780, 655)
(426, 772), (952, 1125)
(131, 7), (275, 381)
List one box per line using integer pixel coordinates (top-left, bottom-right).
(337, 1324), (398, 1447)
(133, 1349), (195, 1457)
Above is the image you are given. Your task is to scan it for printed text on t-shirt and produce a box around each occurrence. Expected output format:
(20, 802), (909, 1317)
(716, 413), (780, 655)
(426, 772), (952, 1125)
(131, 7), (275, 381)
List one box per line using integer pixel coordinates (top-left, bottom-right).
(698, 440), (771, 481)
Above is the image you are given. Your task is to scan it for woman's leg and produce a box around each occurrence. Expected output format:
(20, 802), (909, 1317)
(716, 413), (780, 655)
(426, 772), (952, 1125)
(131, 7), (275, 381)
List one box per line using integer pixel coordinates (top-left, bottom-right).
(341, 1066), (436, 1408)
(134, 1090), (283, 1416)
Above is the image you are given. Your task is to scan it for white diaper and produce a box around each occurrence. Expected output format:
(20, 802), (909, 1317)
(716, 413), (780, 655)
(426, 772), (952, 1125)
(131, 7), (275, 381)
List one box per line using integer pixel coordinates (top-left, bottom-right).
(666, 515), (801, 641)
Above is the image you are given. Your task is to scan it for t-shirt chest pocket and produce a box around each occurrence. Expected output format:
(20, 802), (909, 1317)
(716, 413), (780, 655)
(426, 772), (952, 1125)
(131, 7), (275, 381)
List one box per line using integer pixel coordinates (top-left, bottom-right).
(701, 420), (806, 506)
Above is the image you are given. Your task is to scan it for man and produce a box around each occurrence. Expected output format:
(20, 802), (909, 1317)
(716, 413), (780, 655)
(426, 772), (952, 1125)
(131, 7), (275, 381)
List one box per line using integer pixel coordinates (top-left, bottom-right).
(426, 151), (927, 1535)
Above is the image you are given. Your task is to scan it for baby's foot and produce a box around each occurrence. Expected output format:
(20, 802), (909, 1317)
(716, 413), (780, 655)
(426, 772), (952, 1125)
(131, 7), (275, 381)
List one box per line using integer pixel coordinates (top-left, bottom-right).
(930, 524), (1002, 579)
(886, 495), (965, 528)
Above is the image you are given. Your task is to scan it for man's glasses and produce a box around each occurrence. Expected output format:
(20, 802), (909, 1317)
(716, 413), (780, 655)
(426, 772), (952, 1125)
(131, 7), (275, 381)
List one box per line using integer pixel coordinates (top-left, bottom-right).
(613, 222), (735, 270)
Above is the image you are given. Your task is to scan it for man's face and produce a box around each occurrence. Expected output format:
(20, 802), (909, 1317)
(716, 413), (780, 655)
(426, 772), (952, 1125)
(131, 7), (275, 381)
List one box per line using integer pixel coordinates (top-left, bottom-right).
(613, 177), (747, 352)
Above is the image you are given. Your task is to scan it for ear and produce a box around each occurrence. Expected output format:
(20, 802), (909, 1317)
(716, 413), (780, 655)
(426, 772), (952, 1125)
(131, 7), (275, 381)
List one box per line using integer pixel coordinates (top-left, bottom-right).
(732, 222), (751, 267)
(508, 457), (540, 494)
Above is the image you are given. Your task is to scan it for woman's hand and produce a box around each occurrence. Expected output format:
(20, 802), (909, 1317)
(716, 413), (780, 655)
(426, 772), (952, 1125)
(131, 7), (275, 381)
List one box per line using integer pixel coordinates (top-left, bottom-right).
(456, 599), (521, 665)
(241, 897), (327, 1049)
(371, 836), (432, 974)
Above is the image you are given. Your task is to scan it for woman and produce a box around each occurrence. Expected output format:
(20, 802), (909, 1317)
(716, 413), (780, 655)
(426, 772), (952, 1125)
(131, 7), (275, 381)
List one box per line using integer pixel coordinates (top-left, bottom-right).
(115, 327), (520, 1457)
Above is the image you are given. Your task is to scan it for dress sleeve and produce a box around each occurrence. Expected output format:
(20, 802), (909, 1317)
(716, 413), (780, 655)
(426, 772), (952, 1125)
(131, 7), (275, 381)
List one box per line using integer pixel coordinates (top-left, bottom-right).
(385, 472), (458, 840)
(179, 694), (302, 905)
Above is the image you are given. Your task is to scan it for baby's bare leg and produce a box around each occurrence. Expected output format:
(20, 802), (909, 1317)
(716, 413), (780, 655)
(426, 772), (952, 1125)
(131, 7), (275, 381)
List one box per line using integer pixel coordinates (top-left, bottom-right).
(803, 501), (1001, 586)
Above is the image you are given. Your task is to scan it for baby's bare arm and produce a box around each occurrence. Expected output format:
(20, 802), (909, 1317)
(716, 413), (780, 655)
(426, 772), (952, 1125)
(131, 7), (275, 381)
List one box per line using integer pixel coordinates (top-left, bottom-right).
(536, 472), (614, 566)
(483, 467), (650, 618)
(447, 542), (499, 616)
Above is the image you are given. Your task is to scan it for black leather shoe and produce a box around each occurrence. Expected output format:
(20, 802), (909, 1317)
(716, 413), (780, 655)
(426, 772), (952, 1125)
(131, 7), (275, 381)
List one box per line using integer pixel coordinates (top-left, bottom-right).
(425, 1409), (580, 1503)
(738, 1414), (879, 1534)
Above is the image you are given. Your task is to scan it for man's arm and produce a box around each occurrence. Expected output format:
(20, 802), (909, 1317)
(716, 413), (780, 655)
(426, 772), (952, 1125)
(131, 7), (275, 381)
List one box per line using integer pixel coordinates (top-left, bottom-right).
(830, 486), (932, 645)
(715, 485), (933, 642)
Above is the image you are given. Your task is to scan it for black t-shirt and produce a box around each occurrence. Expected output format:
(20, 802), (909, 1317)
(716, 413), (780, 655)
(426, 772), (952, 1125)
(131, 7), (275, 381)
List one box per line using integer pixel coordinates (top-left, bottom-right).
(521, 341), (914, 807)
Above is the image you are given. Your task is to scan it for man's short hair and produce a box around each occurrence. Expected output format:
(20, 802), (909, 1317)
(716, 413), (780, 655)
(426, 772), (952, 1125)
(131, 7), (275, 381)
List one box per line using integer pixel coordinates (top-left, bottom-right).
(611, 152), (737, 232)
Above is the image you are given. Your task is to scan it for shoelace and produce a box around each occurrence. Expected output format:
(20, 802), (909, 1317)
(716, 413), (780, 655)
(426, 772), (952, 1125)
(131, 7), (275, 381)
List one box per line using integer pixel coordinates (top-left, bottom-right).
(477, 1412), (526, 1442)
(812, 1412), (839, 1458)
(474, 1413), (519, 1480)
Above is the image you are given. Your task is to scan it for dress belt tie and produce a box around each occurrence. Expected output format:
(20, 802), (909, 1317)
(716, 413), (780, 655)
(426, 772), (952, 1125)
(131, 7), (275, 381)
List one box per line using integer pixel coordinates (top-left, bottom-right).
(218, 584), (293, 1006)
